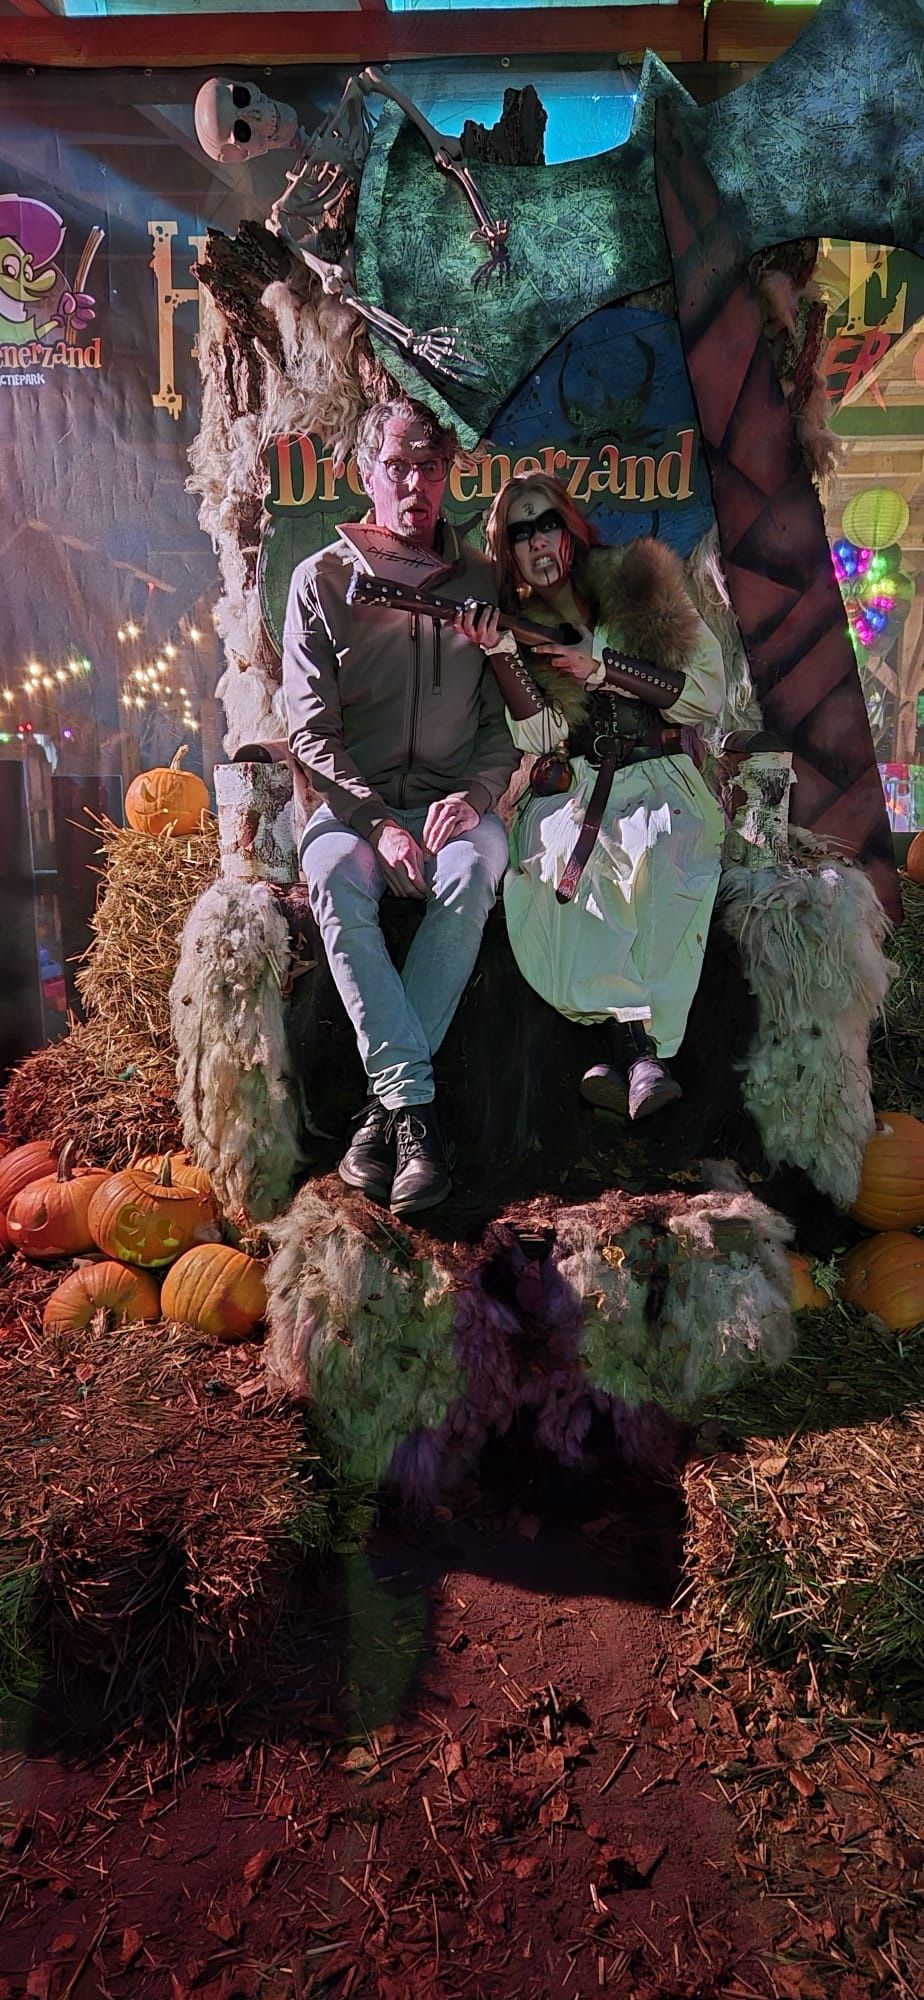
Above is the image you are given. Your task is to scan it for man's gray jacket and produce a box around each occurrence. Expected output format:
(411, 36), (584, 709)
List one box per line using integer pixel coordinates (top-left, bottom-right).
(283, 521), (518, 840)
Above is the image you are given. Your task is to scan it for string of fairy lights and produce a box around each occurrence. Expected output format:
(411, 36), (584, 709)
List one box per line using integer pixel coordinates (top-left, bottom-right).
(0, 656), (91, 744)
(0, 619), (207, 745)
(116, 619), (204, 734)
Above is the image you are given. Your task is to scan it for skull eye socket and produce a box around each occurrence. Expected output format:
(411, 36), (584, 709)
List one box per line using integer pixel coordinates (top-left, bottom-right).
(233, 118), (252, 144)
(231, 85), (251, 109)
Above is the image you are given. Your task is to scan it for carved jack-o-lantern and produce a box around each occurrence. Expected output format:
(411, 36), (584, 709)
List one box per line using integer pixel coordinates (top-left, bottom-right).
(124, 747), (209, 838)
(87, 1156), (209, 1269)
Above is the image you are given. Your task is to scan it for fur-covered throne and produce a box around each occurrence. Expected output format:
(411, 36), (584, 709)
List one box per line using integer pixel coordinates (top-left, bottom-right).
(164, 746), (893, 1503)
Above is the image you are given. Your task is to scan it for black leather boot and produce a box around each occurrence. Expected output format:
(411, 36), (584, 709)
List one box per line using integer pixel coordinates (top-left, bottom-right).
(388, 1102), (452, 1216)
(338, 1099), (394, 1202)
(579, 1022), (629, 1116)
(625, 1022), (682, 1120)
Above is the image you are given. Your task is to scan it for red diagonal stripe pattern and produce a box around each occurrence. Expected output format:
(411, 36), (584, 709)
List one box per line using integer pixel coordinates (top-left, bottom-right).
(654, 96), (898, 922)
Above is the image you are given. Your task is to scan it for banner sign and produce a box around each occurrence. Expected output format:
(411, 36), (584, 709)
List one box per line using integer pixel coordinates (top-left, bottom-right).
(258, 301), (713, 650)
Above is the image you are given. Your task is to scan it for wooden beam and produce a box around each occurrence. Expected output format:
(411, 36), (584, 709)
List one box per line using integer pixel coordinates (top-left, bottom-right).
(0, 6), (770, 73)
(704, 2), (818, 66)
(4, 0), (65, 19)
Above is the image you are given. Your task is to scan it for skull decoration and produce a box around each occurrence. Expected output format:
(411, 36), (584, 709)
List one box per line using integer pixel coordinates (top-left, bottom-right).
(193, 79), (301, 165)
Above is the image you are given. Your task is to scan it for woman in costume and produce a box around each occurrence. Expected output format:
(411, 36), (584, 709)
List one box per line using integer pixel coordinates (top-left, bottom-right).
(477, 475), (726, 1119)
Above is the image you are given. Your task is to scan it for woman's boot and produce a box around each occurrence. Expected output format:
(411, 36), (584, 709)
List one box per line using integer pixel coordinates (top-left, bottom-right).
(625, 1021), (682, 1120)
(580, 1023), (629, 1115)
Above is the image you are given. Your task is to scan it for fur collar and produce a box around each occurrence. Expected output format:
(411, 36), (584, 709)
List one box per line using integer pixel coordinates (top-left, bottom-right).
(524, 538), (700, 726)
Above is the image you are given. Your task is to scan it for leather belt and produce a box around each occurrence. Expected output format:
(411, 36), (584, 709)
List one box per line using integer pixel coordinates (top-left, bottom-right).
(555, 750), (619, 904)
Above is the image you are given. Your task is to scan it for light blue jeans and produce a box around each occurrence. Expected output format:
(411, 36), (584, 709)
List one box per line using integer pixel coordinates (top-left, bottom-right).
(300, 802), (509, 1108)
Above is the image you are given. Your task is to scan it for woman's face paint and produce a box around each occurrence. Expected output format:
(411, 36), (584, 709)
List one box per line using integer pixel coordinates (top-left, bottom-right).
(507, 490), (573, 592)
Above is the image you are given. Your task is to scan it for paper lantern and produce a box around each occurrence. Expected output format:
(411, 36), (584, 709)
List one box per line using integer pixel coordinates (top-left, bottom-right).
(842, 489), (909, 552)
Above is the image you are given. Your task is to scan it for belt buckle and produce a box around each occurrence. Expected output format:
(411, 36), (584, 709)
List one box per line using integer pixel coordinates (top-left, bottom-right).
(593, 731), (617, 762)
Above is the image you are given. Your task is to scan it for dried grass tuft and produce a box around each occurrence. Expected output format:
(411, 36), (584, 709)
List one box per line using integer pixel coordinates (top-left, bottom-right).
(2, 817), (219, 1167)
(684, 1301), (924, 1720)
(869, 875), (924, 1119)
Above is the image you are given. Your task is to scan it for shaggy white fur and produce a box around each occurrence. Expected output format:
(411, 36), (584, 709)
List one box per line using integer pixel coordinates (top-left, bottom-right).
(719, 855), (896, 1207)
(188, 281), (378, 759)
(263, 1188), (460, 1484)
(263, 1178), (798, 1499)
(555, 1187), (795, 1414)
(170, 880), (301, 1221)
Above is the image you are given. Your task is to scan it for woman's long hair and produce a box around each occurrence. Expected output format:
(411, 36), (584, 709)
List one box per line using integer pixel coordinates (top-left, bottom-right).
(485, 473), (601, 614)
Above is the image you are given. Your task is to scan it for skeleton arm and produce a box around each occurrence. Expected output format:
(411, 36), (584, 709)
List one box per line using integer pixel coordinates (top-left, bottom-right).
(283, 234), (486, 386)
(356, 67), (462, 163)
(357, 67), (510, 284)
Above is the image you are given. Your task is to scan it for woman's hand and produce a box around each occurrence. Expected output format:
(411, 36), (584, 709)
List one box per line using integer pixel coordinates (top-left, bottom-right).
(452, 600), (504, 653)
(529, 624), (598, 682)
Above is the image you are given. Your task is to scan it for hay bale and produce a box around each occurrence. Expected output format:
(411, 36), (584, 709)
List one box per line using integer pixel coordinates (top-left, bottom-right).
(76, 817), (220, 1042)
(684, 1302), (924, 1721)
(0, 1296), (325, 1717)
(2, 818), (219, 1169)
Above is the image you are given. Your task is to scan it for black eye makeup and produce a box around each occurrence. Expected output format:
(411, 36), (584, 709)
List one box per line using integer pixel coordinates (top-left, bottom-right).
(507, 508), (566, 547)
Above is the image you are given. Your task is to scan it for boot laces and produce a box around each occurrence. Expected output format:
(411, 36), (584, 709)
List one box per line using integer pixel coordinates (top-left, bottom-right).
(387, 1109), (430, 1170)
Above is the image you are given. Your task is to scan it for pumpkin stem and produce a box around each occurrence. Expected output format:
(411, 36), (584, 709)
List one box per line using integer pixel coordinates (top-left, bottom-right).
(154, 1155), (174, 1187)
(57, 1138), (77, 1182)
(169, 746), (189, 772)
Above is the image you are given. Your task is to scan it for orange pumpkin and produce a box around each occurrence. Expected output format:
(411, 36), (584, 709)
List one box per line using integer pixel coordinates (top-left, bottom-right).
(43, 1261), (162, 1336)
(905, 829), (924, 887)
(5, 1141), (109, 1261)
(135, 1151), (213, 1202)
(124, 745), (210, 838)
(789, 1252), (827, 1312)
(0, 1209), (10, 1257)
(839, 1230), (924, 1331)
(88, 1156), (209, 1269)
(0, 1140), (58, 1218)
(161, 1244), (267, 1338)
(850, 1111), (924, 1230)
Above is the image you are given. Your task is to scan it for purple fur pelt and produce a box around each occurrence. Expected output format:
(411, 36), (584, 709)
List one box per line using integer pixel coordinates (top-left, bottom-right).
(384, 1221), (682, 1509)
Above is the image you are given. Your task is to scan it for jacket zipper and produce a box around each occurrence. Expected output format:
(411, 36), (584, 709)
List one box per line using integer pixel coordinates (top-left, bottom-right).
(433, 621), (442, 693)
(399, 613), (422, 807)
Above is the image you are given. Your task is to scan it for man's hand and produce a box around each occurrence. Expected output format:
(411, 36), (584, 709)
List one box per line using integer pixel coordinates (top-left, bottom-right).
(370, 821), (429, 898)
(422, 793), (481, 854)
(452, 600), (504, 653)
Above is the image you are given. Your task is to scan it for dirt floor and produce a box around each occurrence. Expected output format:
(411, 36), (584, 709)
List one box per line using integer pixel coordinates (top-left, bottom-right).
(0, 1441), (780, 2000)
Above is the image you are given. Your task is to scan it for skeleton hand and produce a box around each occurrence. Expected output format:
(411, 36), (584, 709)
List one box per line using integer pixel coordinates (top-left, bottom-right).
(470, 218), (510, 289)
(406, 324), (487, 384)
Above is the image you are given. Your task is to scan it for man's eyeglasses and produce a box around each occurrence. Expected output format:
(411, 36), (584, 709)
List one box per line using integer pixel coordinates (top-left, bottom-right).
(379, 456), (448, 486)
(507, 507), (566, 548)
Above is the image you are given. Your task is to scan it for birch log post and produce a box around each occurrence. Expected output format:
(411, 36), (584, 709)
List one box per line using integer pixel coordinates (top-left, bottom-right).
(723, 751), (795, 870)
(214, 759), (298, 886)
